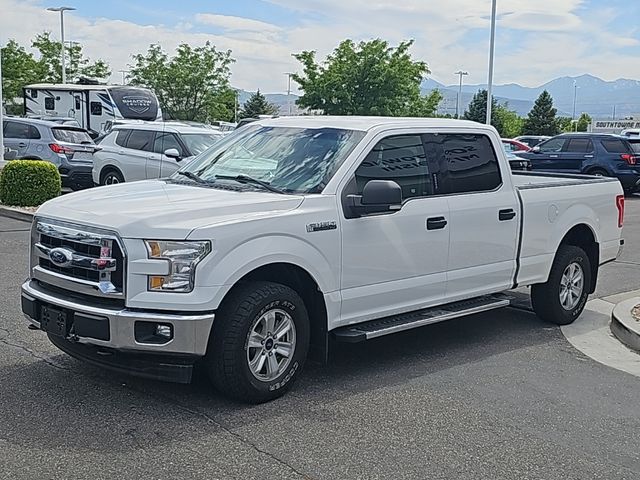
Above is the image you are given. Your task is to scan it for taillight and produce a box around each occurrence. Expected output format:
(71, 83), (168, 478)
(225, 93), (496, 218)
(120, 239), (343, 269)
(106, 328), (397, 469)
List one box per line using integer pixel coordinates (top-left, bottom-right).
(620, 153), (637, 165)
(49, 143), (74, 154)
(616, 194), (625, 228)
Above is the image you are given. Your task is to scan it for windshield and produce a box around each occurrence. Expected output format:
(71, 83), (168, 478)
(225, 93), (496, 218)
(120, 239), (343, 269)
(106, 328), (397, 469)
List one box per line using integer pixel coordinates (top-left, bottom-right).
(52, 128), (93, 144)
(178, 125), (366, 193)
(182, 133), (224, 156)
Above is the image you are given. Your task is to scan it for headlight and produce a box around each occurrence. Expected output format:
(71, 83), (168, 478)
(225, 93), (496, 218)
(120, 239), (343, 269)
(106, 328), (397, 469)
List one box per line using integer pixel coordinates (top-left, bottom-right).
(144, 240), (211, 293)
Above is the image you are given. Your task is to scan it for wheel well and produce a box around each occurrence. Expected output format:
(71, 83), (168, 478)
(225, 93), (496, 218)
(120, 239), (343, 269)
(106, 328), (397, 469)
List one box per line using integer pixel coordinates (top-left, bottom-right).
(559, 224), (599, 293)
(586, 167), (608, 175)
(100, 166), (123, 182)
(234, 263), (329, 363)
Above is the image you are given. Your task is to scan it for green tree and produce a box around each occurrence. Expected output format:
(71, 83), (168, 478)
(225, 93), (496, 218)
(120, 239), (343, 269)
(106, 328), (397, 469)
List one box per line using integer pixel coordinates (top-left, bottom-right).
(129, 42), (235, 122)
(493, 104), (524, 138)
(463, 89), (504, 133)
(1, 40), (43, 114)
(556, 116), (573, 132)
(31, 32), (110, 83)
(523, 90), (560, 136)
(407, 89), (443, 117)
(576, 112), (592, 132)
(292, 39), (430, 116)
(240, 90), (279, 118)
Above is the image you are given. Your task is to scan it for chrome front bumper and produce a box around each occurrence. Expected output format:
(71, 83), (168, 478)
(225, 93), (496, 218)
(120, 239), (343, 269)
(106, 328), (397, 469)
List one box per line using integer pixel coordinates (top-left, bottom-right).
(21, 280), (215, 356)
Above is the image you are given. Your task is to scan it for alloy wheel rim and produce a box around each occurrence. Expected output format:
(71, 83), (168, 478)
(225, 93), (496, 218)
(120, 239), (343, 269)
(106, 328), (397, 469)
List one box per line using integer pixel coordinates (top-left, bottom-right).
(105, 174), (120, 185)
(246, 308), (296, 381)
(559, 262), (584, 310)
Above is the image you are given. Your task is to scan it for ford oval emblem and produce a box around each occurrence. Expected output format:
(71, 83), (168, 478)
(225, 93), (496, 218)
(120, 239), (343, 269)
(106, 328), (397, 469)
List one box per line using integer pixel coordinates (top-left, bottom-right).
(49, 247), (73, 267)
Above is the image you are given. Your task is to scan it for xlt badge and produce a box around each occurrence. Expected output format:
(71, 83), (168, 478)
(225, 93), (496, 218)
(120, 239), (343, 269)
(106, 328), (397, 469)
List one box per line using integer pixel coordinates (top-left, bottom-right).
(306, 221), (337, 233)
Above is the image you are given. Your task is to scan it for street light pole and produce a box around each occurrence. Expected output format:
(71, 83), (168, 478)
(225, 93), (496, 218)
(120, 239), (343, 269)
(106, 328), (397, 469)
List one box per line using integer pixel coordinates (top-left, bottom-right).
(47, 6), (76, 84)
(486, 0), (497, 125)
(572, 81), (579, 131)
(119, 70), (130, 85)
(455, 70), (468, 119)
(284, 72), (293, 116)
(0, 45), (4, 160)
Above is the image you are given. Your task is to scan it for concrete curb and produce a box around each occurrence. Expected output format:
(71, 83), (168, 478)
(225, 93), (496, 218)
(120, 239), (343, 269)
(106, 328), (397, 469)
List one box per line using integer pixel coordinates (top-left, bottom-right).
(0, 206), (35, 223)
(611, 297), (640, 353)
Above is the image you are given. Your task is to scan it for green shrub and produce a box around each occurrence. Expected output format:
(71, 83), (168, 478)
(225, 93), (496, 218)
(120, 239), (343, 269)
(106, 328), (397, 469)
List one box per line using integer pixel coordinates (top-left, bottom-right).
(0, 160), (61, 207)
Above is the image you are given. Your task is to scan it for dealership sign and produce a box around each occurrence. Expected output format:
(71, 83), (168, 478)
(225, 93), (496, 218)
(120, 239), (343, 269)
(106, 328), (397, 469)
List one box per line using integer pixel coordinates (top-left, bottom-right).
(591, 120), (640, 133)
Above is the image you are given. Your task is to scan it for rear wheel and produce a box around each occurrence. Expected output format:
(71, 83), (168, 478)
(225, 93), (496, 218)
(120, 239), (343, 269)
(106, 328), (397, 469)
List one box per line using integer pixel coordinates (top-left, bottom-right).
(531, 245), (591, 325)
(101, 169), (124, 185)
(205, 281), (310, 403)
(587, 168), (608, 177)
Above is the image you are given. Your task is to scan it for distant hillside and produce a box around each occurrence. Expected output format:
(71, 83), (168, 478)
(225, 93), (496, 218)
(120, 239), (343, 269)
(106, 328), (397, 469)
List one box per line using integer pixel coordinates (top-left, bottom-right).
(423, 74), (640, 118)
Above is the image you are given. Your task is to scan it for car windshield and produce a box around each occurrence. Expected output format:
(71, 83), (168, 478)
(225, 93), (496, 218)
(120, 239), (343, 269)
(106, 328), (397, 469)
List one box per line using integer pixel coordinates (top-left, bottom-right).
(177, 125), (366, 193)
(181, 133), (225, 156)
(51, 128), (94, 144)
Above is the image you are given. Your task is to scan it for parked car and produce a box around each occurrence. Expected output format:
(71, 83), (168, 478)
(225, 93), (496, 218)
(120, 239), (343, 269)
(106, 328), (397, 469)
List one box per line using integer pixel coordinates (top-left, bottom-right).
(22, 117), (624, 403)
(517, 133), (640, 193)
(92, 122), (225, 185)
(504, 150), (531, 171)
(515, 135), (551, 147)
(502, 138), (530, 152)
(2, 117), (99, 190)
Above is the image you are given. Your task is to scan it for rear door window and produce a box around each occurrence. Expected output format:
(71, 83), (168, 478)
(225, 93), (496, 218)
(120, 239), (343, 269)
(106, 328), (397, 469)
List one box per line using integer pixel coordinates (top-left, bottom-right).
(602, 138), (632, 154)
(424, 133), (502, 194)
(564, 138), (594, 153)
(52, 128), (93, 144)
(125, 129), (154, 152)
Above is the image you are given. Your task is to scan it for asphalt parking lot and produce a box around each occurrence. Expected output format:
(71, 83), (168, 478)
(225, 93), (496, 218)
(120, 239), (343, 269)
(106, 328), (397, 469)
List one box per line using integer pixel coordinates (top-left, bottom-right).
(2, 200), (640, 480)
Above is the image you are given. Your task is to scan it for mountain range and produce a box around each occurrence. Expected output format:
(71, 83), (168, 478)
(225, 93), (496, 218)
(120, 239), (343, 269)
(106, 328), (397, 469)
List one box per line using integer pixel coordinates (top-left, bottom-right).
(421, 74), (640, 119)
(247, 74), (640, 120)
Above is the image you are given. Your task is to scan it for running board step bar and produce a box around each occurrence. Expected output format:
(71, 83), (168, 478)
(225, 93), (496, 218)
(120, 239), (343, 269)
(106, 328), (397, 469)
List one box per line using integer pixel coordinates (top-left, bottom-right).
(332, 294), (511, 343)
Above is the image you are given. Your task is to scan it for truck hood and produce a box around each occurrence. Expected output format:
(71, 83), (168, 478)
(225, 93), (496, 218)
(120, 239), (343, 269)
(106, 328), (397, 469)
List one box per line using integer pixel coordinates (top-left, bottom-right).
(37, 180), (305, 238)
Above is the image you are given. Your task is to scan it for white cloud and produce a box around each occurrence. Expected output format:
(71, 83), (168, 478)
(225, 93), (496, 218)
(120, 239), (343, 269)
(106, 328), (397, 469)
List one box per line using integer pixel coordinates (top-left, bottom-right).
(1, 0), (640, 96)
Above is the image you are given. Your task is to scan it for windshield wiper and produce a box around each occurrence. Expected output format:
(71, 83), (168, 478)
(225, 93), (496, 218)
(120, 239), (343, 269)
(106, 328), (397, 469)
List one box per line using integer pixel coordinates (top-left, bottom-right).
(177, 171), (208, 184)
(214, 174), (285, 194)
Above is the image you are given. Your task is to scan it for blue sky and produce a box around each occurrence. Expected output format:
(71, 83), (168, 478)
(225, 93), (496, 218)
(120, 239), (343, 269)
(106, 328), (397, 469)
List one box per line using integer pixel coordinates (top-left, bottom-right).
(1, 0), (639, 92)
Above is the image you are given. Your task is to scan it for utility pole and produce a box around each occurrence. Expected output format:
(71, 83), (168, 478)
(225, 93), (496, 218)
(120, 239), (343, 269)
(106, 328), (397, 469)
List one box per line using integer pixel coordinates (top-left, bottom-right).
(0, 45), (4, 160)
(47, 7), (76, 84)
(284, 72), (294, 116)
(455, 70), (468, 119)
(486, 0), (497, 125)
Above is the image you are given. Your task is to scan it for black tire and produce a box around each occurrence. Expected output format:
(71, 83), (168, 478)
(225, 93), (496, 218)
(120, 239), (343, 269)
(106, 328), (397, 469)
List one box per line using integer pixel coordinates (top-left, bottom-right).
(101, 169), (124, 185)
(531, 245), (591, 325)
(587, 168), (608, 177)
(206, 281), (310, 403)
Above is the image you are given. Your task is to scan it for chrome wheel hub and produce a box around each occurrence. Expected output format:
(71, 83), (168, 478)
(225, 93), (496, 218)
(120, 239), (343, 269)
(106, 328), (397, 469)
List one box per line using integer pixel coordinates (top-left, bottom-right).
(246, 308), (296, 381)
(559, 262), (584, 311)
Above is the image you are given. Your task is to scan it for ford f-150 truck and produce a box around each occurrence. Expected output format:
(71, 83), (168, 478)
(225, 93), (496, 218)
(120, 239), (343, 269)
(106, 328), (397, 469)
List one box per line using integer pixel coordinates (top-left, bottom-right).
(21, 117), (625, 403)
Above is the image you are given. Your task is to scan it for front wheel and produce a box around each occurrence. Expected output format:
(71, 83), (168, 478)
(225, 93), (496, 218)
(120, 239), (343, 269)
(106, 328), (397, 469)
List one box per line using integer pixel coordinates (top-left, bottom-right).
(206, 281), (310, 403)
(531, 245), (591, 325)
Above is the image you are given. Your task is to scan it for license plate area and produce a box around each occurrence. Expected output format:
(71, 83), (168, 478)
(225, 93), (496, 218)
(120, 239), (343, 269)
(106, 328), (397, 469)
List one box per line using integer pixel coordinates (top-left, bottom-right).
(40, 305), (69, 337)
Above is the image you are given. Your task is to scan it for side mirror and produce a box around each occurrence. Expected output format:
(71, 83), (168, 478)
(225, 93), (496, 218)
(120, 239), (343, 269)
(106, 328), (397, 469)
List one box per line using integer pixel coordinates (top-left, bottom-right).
(531, 146), (541, 153)
(164, 148), (182, 161)
(347, 180), (402, 217)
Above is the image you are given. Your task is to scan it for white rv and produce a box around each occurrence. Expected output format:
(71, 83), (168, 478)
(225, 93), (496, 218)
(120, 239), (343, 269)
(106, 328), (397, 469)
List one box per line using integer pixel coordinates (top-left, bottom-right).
(23, 83), (162, 137)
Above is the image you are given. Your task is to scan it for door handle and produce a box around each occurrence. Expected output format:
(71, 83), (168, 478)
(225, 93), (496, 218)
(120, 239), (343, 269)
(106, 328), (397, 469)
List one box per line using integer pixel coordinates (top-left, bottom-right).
(499, 209), (517, 221)
(584, 155), (594, 158)
(427, 217), (447, 230)
(549, 154), (559, 158)
(18, 142), (27, 147)
(117, 150), (125, 155)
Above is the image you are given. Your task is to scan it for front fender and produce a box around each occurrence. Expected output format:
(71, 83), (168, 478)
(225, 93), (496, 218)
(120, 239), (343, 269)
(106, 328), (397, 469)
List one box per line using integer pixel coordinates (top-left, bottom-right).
(199, 234), (339, 310)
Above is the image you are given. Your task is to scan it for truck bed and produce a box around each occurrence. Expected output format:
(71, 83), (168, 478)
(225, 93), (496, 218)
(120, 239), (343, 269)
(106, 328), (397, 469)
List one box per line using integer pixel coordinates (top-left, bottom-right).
(512, 171), (620, 190)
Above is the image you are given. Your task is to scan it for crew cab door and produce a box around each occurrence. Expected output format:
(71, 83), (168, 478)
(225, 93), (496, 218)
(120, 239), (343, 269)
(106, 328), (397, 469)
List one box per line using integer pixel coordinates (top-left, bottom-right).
(525, 136), (568, 171)
(339, 133), (450, 325)
(427, 133), (519, 300)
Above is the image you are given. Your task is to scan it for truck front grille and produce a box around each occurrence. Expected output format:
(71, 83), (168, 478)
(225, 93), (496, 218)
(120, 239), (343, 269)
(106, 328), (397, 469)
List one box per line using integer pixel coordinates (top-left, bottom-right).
(31, 220), (126, 299)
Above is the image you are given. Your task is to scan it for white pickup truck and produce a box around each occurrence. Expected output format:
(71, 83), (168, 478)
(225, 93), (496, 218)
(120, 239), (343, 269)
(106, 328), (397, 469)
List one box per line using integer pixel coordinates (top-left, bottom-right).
(21, 117), (625, 403)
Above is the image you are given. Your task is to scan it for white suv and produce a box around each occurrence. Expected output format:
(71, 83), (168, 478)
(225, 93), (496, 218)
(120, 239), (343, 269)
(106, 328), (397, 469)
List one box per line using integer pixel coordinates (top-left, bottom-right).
(92, 122), (224, 185)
